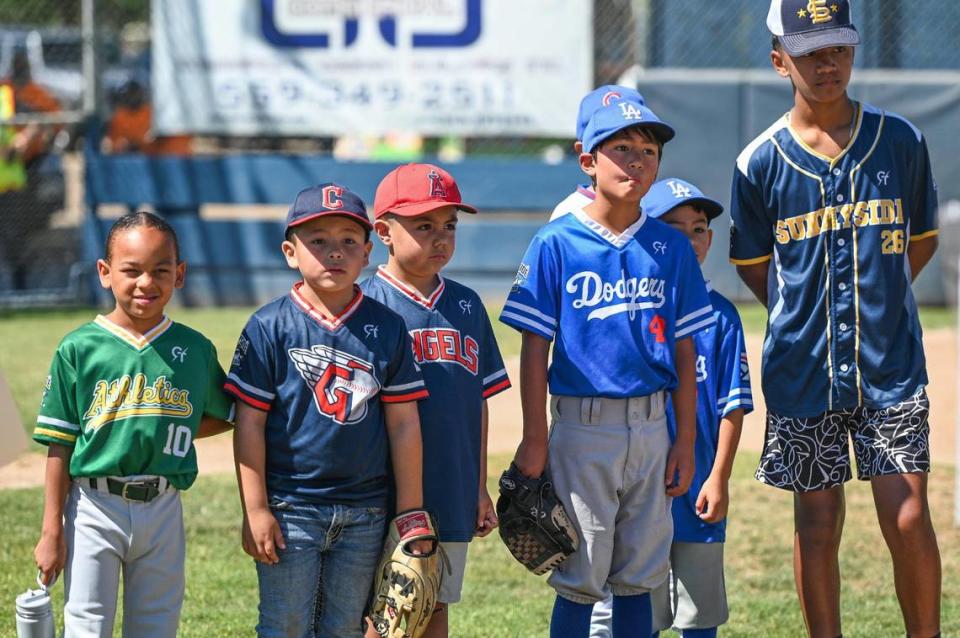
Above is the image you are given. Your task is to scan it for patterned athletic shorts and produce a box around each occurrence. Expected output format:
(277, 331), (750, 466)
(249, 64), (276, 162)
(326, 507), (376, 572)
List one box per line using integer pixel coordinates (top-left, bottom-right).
(756, 388), (930, 493)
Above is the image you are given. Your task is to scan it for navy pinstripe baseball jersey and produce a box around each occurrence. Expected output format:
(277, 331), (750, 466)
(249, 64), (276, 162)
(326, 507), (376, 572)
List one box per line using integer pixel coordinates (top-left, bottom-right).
(362, 268), (511, 541)
(730, 102), (938, 417)
(225, 283), (428, 506)
(669, 287), (753, 543)
(500, 208), (714, 398)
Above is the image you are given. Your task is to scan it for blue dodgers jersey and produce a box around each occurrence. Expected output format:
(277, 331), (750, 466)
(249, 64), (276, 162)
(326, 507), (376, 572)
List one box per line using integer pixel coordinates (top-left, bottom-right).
(225, 283), (428, 506)
(501, 208), (714, 397)
(730, 102), (938, 417)
(667, 288), (753, 543)
(362, 268), (511, 542)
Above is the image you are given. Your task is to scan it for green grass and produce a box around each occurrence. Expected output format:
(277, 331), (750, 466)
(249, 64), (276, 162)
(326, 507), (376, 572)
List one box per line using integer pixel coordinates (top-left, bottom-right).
(0, 454), (956, 637)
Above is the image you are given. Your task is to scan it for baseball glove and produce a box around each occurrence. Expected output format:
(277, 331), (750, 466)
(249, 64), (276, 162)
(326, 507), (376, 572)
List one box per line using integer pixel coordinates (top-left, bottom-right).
(369, 509), (448, 638)
(496, 462), (579, 575)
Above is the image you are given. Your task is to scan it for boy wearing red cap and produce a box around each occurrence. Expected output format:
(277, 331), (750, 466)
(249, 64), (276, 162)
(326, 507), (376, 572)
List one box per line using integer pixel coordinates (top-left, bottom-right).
(228, 183), (430, 637)
(362, 164), (512, 638)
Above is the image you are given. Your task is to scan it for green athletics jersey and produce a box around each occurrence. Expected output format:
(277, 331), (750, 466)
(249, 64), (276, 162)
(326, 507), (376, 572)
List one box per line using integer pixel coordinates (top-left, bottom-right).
(33, 315), (234, 490)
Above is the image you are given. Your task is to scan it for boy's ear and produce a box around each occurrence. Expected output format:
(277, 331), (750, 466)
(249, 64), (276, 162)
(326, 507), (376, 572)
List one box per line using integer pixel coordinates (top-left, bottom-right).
(96, 258), (111, 290)
(280, 239), (298, 270)
(578, 151), (597, 179)
(363, 239), (373, 268)
(174, 261), (186, 289)
(373, 219), (393, 246)
(770, 49), (791, 79)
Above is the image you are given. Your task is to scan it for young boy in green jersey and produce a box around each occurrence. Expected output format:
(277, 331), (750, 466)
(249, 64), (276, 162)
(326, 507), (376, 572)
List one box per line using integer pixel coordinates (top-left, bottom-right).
(32, 211), (234, 637)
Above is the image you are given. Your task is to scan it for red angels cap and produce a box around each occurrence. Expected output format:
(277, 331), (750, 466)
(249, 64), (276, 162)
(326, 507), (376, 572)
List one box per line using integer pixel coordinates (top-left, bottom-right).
(373, 163), (478, 219)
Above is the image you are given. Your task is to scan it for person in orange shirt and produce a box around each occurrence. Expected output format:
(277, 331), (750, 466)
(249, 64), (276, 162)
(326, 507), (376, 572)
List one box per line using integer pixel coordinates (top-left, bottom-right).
(1, 51), (61, 167)
(104, 80), (191, 156)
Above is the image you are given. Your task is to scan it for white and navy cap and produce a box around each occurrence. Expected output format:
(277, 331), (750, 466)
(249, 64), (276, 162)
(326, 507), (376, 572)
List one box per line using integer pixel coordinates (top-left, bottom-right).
(768, 0), (860, 56)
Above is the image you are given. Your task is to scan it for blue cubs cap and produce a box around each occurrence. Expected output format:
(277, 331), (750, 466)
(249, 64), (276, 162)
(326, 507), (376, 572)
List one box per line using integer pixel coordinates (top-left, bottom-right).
(642, 178), (723, 222)
(581, 98), (675, 153)
(576, 85), (646, 141)
(286, 183), (372, 233)
(768, 0), (859, 57)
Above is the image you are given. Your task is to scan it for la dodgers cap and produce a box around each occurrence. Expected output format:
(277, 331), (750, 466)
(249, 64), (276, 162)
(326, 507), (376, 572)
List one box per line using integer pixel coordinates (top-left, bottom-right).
(768, 0), (860, 57)
(581, 97), (675, 153)
(642, 178), (723, 222)
(285, 183), (372, 233)
(374, 163), (477, 219)
(576, 85), (646, 141)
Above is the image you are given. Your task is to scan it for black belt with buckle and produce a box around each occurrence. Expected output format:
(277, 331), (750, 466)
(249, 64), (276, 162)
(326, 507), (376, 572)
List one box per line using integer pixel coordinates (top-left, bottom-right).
(88, 477), (163, 503)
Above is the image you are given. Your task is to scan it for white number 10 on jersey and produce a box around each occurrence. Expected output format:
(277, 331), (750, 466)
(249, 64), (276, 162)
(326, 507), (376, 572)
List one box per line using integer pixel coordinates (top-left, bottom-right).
(163, 423), (192, 458)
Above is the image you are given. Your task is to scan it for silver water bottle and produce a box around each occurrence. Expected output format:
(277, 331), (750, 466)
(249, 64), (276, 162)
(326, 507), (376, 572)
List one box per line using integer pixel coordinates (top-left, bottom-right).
(15, 572), (55, 638)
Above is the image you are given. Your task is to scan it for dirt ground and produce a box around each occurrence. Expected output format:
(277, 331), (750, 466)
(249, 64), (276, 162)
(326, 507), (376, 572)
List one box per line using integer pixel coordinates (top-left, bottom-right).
(1, 329), (955, 489)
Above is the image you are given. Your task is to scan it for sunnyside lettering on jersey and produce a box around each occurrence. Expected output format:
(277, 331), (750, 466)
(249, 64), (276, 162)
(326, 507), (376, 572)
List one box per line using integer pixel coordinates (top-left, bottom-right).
(775, 198), (905, 245)
(409, 328), (479, 375)
(83, 374), (193, 431)
(565, 270), (666, 321)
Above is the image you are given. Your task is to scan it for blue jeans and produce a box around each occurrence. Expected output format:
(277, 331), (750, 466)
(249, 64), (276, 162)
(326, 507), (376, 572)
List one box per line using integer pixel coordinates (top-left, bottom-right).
(255, 496), (387, 638)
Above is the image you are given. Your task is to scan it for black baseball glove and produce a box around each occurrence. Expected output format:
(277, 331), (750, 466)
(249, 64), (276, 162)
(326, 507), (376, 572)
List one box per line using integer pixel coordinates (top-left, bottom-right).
(495, 462), (579, 575)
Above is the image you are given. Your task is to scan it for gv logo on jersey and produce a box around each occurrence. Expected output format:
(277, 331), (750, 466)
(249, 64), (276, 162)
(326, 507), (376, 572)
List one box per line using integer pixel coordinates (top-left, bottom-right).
(84, 374), (193, 431)
(409, 328), (479, 374)
(566, 271), (666, 321)
(289, 345), (381, 425)
(261, 0), (481, 49)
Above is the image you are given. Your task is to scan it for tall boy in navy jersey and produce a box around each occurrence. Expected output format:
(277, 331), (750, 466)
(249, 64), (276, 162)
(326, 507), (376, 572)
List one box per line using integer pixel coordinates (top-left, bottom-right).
(502, 94), (714, 638)
(362, 163), (511, 638)
(730, 1), (941, 636)
(643, 178), (753, 638)
(227, 184), (429, 637)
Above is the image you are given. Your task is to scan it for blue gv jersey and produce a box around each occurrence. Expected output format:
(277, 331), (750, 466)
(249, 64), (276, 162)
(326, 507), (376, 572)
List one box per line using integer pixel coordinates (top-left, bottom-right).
(668, 288), (753, 543)
(225, 283), (427, 506)
(730, 103), (938, 417)
(362, 268), (511, 542)
(501, 208), (714, 397)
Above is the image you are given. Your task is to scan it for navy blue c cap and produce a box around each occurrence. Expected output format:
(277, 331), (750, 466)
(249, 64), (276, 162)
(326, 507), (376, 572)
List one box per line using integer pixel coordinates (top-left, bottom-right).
(286, 183), (372, 233)
(576, 85), (646, 141)
(768, 0), (859, 57)
(581, 98), (675, 153)
(642, 178), (723, 222)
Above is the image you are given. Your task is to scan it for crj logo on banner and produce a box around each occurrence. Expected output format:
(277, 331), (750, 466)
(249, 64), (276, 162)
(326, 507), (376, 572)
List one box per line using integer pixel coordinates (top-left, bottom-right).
(260, 0), (481, 48)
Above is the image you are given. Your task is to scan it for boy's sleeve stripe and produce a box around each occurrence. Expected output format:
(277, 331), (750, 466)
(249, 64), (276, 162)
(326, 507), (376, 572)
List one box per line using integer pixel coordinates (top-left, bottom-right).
(224, 383), (272, 411)
(383, 380), (425, 393)
(730, 254), (772, 266)
(500, 312), (555, 339)
(909, 229), (938, 242)
(226, 373), (275, 400)
(502, 301), (556, 326)
(676, 305), (713, 328)
(37, 416), (80, 431)
(482, 369), (508, 385)
(675, 316), (716, 339)
(718, 389), (753, 405)
(482, 378), (512, 398)
(721, 398), (753, 416)
(33, 427), (77, 443)
(381, 389), (430, 403)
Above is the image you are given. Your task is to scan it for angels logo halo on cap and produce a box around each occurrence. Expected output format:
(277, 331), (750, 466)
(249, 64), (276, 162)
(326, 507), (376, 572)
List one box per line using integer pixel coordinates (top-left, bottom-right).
(374, 163), (478, 219)
(576, 85), (646, 141)
(286, 183), (372, 232)
(768, 0), (860, 56)
(642, 178), (724, 222)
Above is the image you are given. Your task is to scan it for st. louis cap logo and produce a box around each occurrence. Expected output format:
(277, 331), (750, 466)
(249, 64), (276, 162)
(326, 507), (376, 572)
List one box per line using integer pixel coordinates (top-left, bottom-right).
(799, 0), (836, 25)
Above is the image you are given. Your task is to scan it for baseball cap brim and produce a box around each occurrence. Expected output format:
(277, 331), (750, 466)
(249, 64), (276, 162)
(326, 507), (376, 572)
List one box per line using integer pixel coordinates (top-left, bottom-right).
(778, 26), (860, 56)
(287, 210), (373, 231)
(378, 200), (477, 219)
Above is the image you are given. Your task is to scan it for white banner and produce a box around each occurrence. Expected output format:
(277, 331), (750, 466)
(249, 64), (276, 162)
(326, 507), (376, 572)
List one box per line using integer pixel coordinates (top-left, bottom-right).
(152, 0), (593, 137)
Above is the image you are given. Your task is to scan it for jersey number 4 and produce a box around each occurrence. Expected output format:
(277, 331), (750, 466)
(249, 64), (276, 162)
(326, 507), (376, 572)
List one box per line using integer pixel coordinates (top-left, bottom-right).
(649, 315), (666, 343)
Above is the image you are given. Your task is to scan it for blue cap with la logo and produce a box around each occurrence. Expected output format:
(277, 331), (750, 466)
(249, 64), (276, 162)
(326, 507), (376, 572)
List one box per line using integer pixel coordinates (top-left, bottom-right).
(580, 97), (675, 153)
(768, 0), (860, 56)
(642, 178), (724, 222)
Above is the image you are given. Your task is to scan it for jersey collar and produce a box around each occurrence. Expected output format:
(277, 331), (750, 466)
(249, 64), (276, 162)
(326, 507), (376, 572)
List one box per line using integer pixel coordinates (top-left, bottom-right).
(571, 207), (646, 249)
(94, 314), (173, 351)
(375, 266), (445, 311)
(785, 101), (863, 169)
(290, 281), (363, 331)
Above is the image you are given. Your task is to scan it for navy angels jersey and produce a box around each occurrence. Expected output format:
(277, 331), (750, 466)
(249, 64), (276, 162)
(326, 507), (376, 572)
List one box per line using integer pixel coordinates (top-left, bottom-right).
(362, 268), (511, 542)
(501, 208), (714, 398)
(668, 288), (753, 543)
(730, 102), (938, 417)
(225, 283), (428, 506)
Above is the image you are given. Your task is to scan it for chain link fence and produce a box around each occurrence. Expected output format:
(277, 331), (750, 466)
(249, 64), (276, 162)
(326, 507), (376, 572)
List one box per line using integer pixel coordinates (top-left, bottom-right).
(1, 0), (958, 305)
